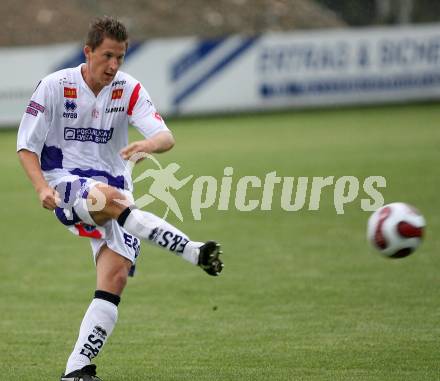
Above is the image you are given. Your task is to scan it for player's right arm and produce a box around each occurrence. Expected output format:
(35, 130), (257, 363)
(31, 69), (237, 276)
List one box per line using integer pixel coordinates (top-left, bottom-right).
(17, 79), (58, 210)
(18, 150), (59, 209)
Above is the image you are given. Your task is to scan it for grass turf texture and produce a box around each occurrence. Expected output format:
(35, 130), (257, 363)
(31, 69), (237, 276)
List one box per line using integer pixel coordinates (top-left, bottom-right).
(0, 104), (439, 380)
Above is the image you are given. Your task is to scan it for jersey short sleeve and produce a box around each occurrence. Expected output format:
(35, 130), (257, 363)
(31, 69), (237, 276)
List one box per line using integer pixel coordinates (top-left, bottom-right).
(127, 83), (169, 139)
(17, 79), (53, 154)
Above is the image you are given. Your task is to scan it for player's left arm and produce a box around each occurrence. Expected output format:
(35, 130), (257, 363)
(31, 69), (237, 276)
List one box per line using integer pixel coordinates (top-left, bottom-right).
(124, 83), (174, 161)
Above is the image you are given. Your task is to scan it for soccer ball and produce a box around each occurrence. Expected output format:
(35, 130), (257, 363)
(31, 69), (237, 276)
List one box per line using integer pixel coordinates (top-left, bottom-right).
(367, 202), (425, 258)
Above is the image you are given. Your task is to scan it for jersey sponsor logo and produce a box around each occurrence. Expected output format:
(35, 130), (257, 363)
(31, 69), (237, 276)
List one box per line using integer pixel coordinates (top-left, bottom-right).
(111, 88), (123, 100)
(105, 106), (125, 113)
(112, 80), (126, 87)
(64, 87), (77, 98)
(123, 233), (141, 257)
(26, 106), (38, 116)
(25, 100), (45, 117)
(80, 325), (107, 361)
(64, 127), (114, 144)
(63, 100), (78, 118)
(29, 100), (45, 113)
(148, 227), (189, 253)
(63, 112), (78, 119)
(153, 112), (163, 121)
(64, 100), (77, 111)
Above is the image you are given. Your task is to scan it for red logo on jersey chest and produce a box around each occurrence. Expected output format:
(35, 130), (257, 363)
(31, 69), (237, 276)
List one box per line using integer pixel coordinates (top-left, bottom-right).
(112, 88), (123, 100)
(64, 87), (77, 98)
(153, 112), (163, 121)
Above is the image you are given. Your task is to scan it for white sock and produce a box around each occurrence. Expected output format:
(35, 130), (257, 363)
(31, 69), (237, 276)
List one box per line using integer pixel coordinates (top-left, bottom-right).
(119, 208), (202, 265)
(65, 294), (118, 375)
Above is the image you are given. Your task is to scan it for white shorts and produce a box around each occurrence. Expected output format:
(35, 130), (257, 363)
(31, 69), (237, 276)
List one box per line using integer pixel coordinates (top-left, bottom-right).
(89, 219), (141, 269)
(51, 175), (141, 273)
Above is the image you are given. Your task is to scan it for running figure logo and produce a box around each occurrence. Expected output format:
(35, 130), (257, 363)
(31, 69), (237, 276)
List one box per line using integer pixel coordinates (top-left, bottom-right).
(132, 156), (192, 221)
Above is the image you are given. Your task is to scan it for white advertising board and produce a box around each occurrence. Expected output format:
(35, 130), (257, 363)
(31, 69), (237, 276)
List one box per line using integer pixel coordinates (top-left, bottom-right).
(1, 24), (440, 126)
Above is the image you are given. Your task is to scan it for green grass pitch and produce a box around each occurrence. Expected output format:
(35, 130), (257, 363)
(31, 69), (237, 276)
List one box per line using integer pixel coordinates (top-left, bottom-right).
(0, 104), (439, 380)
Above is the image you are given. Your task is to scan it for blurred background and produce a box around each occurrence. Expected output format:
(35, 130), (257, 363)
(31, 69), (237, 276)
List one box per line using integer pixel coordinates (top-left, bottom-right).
(1, 0), (440, 46)
(2, 0), (440, 124)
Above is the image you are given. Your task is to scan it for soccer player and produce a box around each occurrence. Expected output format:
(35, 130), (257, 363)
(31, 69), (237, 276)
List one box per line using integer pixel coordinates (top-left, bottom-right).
(17, 16), (223, 381)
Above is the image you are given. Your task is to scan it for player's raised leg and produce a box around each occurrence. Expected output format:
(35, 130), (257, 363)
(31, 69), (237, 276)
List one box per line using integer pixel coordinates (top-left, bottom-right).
(79, 183), (224, 276)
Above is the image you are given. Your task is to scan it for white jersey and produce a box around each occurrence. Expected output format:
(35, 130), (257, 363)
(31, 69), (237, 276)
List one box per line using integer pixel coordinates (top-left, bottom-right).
(17, 64), (169, 191)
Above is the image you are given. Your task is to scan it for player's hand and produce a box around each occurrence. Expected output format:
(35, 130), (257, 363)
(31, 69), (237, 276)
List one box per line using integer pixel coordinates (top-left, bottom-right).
(120, 133), (175, 162)
(120, 141), (151, 163)
(38, 186), (60, 210)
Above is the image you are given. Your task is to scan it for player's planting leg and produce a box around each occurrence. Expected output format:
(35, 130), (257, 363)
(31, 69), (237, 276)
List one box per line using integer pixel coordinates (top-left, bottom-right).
(62, 291), (118, 380)
(62, 247), (130, 380)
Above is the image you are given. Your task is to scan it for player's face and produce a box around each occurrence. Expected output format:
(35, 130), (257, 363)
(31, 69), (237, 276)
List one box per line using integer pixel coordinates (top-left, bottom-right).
(84, 37), (127, 93)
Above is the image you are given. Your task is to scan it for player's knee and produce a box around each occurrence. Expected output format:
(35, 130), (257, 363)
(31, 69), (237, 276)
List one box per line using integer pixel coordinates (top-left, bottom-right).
(105, 187), (127, 210)
(93, 185), (129, 216)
